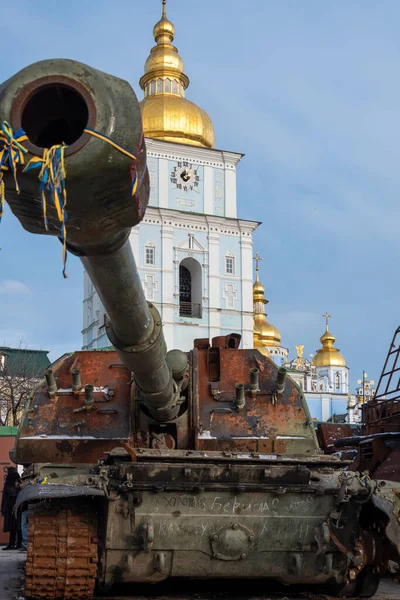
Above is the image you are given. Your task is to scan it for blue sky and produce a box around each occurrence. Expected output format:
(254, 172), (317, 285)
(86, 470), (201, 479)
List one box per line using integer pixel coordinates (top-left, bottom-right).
(0, 0), (399, 389)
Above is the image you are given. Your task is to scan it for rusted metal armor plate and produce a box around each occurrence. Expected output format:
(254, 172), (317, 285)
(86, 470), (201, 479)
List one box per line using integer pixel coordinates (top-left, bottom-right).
(317, 423), (361, 453)
(194, 348), (318, 455)
(15, 351), (132, 464)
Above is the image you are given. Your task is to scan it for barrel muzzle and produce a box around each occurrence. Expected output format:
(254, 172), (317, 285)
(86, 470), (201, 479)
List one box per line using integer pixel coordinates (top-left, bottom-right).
(0, 58), (149, 256)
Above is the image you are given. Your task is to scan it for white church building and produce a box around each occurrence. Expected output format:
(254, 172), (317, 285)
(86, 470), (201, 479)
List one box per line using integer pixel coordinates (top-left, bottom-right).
(82, 2), (258, 352)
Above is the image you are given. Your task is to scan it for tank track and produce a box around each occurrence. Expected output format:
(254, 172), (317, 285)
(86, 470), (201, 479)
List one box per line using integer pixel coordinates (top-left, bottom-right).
(25, 504), (98, 599)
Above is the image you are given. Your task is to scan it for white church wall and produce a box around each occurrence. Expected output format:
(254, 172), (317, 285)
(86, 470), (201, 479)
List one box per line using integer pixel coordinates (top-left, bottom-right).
(82, 139), (258, 352)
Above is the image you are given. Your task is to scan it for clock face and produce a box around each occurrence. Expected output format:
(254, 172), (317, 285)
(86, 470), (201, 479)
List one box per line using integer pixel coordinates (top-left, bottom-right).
(170, 161), (200, 193)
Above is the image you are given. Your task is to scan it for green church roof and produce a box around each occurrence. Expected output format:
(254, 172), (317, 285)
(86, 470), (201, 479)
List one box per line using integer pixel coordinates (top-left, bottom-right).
(0, 346), (51, 378)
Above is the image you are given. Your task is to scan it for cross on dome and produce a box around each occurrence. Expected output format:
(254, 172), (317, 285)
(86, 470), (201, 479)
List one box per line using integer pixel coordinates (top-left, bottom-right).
(253, 252), (264, 271)
(322, 311), (331, 330)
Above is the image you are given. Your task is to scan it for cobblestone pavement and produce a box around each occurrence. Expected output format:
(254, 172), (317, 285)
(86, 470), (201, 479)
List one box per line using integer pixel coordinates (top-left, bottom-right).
(0, 549), (25, 600)
(0, 548), (399, 600)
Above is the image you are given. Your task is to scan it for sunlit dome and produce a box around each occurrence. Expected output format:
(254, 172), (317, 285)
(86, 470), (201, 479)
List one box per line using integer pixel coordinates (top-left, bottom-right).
(139, 1), (215, 148)
(311, 313), (346, 367)
(253, 262), (281, 349)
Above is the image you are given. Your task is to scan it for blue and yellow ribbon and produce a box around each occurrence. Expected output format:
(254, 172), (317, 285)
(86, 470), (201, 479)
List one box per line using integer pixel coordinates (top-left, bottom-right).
(84, 128), (142, 196)
(0, 121), (144, 278)
(0, 122), (28, 221)
(24, 144), (69, 278)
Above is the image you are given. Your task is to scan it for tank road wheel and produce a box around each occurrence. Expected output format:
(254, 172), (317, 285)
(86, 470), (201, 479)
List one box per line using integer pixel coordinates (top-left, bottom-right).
(25, 503), (98, 599)
(354, 566), (380, 598)
(325, 566), (380, 598)
(324, 578), (357, 597)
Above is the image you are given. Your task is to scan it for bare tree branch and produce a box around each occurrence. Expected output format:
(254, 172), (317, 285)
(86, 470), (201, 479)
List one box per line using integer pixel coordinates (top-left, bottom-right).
(0, 342), (48, 427)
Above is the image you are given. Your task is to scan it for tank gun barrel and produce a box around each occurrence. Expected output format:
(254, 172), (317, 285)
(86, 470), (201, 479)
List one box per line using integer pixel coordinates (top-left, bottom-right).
(0, 59), (179, 421)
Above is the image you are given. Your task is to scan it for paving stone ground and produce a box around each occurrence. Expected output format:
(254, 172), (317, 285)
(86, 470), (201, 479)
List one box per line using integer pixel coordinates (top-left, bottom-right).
(0, 549), (25, 600)
(0, 547), (399, 600)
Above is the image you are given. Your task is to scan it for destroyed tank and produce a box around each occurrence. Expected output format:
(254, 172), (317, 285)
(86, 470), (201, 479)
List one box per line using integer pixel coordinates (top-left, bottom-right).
(326, 325), (400, 481)
(1, 59), (400, 599)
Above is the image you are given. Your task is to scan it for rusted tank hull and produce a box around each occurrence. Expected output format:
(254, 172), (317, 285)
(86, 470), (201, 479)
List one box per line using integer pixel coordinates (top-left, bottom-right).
(20, 455), (400, 595)
(104, 487), (345, 584)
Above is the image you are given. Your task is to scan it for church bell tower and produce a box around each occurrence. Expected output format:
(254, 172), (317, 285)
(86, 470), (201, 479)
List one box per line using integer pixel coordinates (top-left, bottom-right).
(82, 1), (259, 351)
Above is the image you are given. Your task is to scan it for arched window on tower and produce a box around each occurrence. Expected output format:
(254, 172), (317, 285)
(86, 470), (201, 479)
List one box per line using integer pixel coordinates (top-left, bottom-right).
(335, 372), (340, 390)
(145, 242), (155, 266)
(225, 251), (235, 275)
(179, 257), (202, 318)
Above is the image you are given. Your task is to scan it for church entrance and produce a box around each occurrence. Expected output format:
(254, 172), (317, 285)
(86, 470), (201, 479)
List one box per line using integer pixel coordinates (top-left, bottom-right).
(179, 262), (201, 318)
(179, 265), (192, 316)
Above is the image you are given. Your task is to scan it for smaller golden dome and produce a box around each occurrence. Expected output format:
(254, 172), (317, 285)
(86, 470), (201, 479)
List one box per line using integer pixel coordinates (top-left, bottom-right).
(253, 277), (265, 297)
(312, 313), (346, 367)
(253, 255), (281, 348)
(153, 1), (175, 43)
(255, 317), (281, 347)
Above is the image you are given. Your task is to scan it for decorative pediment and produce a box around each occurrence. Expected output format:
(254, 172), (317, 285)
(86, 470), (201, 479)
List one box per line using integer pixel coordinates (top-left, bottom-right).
(176, 234), (205, 253)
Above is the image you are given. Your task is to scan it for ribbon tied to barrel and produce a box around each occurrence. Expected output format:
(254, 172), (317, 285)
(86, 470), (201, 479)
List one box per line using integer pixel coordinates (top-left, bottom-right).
(0, 121), (143, 278)
(24, 144), (69, 278)
(0, 121), (29, 221)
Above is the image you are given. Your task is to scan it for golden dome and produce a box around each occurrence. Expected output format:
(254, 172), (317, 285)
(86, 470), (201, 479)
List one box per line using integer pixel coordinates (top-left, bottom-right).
(253, 256), (281, 349)
(253, 275), (265, 297)
(254, 317), (281, 348)
(139, 1), (215, 149)
(311, 313), (346, 367)
(140, 95), (215, 147)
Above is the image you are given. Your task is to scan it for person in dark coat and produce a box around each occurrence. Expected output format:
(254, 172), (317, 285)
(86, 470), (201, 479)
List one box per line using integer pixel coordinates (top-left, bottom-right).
(1, 466), (21, 550)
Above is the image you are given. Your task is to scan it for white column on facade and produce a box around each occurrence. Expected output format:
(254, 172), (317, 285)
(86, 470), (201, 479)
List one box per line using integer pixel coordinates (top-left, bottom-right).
(82, 271), (88, 333)
(321, 397), (331, 421)
(159, 158), (169, 208)
(208, 231), (221, 340)
(203, 165), (213, 215)
(344, 368), (349, 394)
(327, 367), (335, 393)
(225, 167), (237, 218)
(129, 226), (140, 258)
(161, 223), (174, 349)
(240, 235), (254, 349)
(82, 271), (88, 347)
